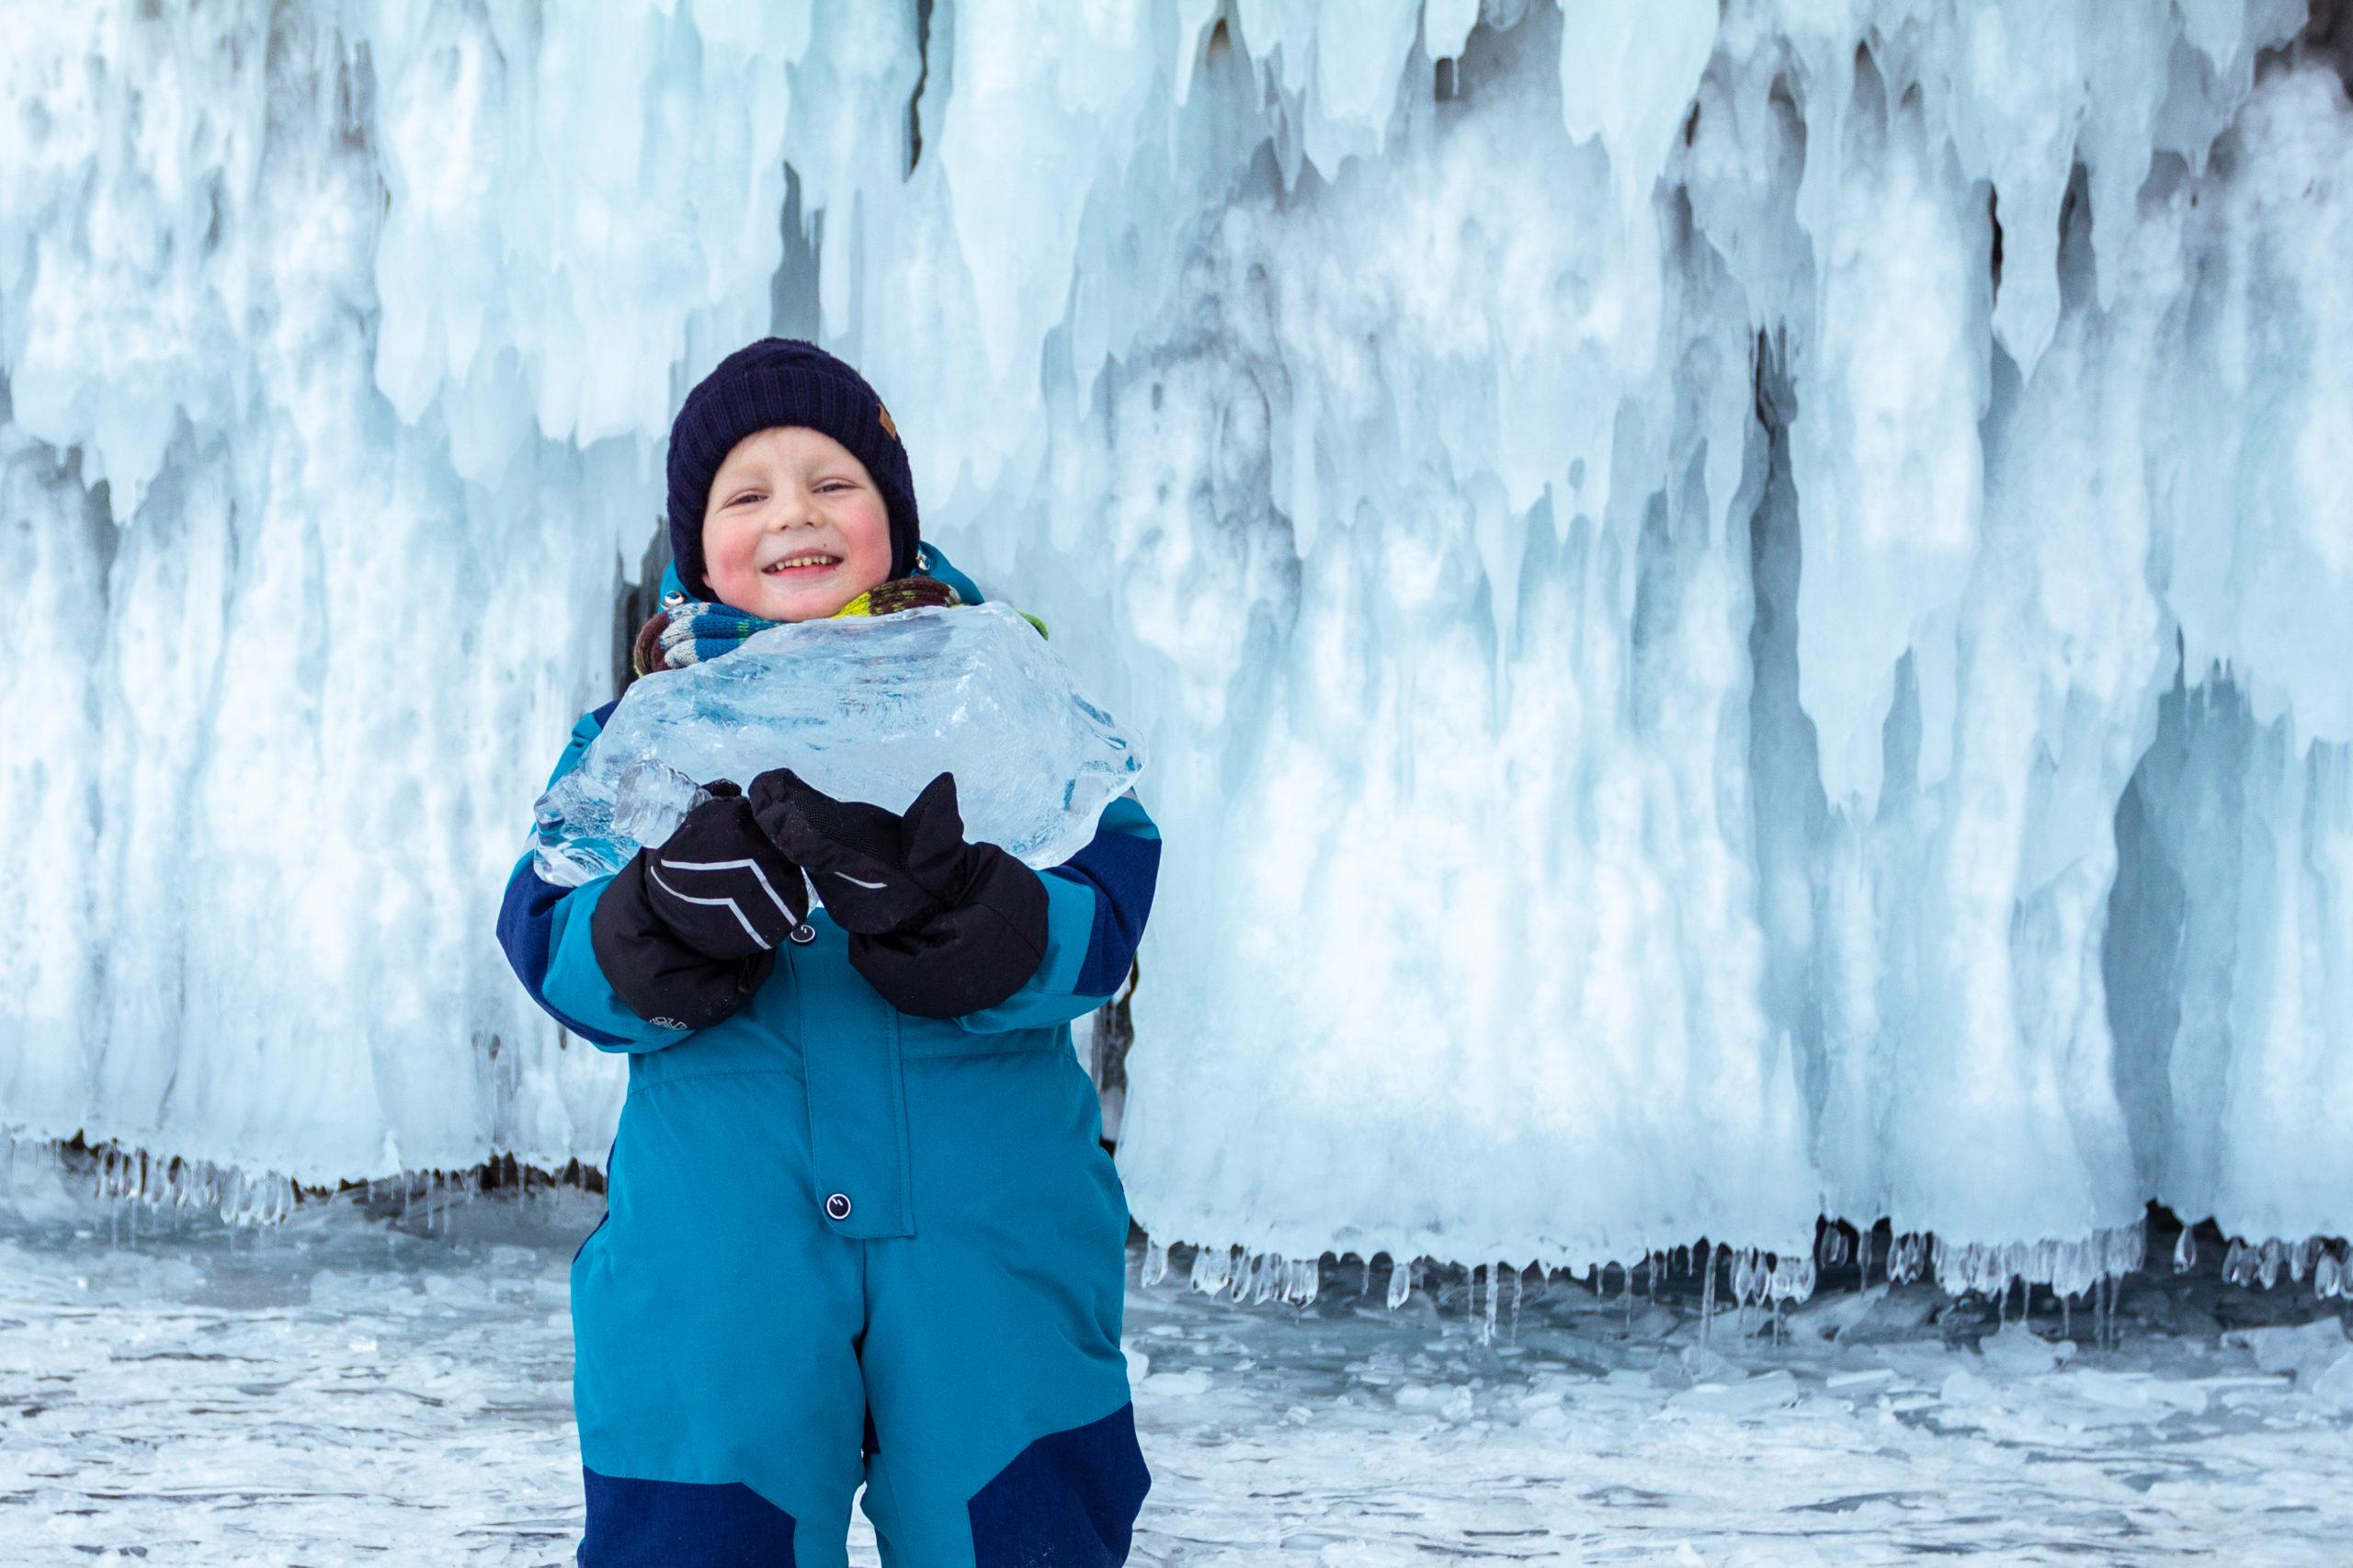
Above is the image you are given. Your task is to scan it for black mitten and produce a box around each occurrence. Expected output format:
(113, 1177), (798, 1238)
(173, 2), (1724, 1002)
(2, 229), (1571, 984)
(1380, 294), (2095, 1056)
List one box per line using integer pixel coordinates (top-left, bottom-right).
(747, 769), (975, 934)
(847, 850), (1051, 1018)
(590, 780), (813, 1029)
(635, 780), (813, 955)
(749, 769), (1049, 1017)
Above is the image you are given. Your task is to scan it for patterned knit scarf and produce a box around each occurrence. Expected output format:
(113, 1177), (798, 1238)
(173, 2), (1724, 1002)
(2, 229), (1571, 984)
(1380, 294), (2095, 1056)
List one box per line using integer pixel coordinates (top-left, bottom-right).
(631, 575), (964, 679)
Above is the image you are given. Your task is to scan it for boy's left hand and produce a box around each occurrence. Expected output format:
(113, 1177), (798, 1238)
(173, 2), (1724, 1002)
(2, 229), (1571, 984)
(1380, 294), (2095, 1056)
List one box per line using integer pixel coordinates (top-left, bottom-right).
(747, 768), (1050, 1018)
(745, 769), (978, 935)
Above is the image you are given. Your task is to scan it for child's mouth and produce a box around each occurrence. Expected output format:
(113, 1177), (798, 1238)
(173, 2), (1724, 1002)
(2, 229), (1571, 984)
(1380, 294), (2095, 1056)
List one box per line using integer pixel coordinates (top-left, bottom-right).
(763, 552), (841, 577)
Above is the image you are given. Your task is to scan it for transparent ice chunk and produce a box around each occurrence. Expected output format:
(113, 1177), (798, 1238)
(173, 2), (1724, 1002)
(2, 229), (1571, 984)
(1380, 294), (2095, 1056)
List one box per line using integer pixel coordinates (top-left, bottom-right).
(531, 604), (1144, 887)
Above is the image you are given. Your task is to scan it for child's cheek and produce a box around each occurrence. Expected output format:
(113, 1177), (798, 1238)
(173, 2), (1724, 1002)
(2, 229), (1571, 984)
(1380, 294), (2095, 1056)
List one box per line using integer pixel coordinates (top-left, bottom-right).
(704, 517), (754, 582)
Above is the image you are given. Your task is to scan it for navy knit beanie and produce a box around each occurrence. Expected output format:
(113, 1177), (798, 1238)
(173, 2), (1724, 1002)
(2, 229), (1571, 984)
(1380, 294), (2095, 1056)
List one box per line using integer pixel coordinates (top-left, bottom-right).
(665, 337), (920, 599)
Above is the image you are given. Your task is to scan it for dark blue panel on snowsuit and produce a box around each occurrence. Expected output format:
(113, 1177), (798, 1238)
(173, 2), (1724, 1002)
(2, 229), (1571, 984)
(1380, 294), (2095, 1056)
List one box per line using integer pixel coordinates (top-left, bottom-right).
(965, 1401), (1151, 1568)
(578, 1469), (797, 1566)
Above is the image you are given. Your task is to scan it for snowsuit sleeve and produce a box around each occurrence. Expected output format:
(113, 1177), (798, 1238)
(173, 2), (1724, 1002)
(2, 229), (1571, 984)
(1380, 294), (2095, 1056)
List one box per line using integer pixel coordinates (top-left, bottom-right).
(949, 790), (1160, 1035)
(494, 700), (697, 1054)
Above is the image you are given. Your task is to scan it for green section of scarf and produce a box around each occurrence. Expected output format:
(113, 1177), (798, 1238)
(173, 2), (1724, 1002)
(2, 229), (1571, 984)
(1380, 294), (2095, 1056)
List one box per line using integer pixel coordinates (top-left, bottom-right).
(631, 575), (1048, 679)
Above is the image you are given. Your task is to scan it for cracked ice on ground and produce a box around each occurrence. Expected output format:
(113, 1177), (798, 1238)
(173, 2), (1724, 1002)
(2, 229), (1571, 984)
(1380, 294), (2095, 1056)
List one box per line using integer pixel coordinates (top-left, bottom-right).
(3, 1173), (2350, 1566)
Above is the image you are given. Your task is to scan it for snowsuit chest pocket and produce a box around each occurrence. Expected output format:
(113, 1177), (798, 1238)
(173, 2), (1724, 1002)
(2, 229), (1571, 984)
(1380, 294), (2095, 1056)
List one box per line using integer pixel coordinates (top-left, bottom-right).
(894, 1009), (1070, 1060)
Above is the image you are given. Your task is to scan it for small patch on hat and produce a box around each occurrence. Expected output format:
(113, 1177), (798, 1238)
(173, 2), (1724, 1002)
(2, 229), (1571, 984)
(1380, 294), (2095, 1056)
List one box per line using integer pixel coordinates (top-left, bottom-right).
(878, 402), (899, 440)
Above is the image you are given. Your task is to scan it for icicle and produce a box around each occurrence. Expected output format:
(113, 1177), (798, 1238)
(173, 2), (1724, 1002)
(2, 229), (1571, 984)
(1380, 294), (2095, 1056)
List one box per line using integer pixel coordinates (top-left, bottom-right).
(1240, 1252), (1265, 1303)
(1735, 1249), (1766, 1305)
(1386, 1256), (1414, 1311)
(1699, 1241), (1717, 1346)
(1785, 1252), (1817, 1304)
(2174, 1228), (2197, 1272)
(1141, 1237), (1168, 1288)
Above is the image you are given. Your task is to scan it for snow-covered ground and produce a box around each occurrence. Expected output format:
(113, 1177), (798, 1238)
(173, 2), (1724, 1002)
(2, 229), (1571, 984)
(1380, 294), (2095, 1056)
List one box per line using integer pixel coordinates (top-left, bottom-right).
(3, 1171), (2349, 1567)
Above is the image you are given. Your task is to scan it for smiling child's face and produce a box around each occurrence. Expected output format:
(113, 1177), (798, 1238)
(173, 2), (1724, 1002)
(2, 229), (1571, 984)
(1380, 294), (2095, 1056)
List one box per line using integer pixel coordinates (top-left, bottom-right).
(699, 426), (895, 620)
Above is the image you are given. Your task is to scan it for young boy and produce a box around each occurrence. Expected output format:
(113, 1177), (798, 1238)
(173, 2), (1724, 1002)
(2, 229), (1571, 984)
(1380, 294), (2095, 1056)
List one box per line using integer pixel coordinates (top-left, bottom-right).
(495, 338), (1161, 1568)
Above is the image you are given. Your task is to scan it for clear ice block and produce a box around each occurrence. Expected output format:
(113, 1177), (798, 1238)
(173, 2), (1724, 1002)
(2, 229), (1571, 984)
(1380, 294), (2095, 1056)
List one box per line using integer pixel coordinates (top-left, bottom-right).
(531, 603), (1144, 886)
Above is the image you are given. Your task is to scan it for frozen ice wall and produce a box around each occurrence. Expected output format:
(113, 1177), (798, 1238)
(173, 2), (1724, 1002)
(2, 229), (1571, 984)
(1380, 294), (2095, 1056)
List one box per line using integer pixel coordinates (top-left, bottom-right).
(3, 1), (2348, 1301)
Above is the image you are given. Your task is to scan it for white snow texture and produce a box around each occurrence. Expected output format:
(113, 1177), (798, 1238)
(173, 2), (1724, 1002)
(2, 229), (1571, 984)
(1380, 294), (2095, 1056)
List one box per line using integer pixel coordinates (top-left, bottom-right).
(2, 0), (2349, 1301)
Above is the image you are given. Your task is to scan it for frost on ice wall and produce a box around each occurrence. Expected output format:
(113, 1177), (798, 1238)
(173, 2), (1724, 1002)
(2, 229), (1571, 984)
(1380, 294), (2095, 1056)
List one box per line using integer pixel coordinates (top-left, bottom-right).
(2, 1), (2349, 1301)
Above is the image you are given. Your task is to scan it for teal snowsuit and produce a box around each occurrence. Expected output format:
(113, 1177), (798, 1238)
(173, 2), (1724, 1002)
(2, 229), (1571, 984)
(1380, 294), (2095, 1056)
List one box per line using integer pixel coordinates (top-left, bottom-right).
(495, 546), (1158, 1566)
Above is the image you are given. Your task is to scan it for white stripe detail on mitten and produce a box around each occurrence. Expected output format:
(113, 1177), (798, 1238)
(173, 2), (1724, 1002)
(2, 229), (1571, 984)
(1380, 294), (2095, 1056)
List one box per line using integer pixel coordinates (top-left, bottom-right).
(650, 856), (804, 950)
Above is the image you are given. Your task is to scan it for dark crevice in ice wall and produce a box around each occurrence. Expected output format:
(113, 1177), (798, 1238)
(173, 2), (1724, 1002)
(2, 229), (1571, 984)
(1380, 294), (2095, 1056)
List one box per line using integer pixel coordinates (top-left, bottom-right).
(906, 0), (935, 176)
(2299, 0), (2353, 88)
(770, 165), (822, 344)
(1743, 333), (1833, 1139)
(612, 526), (670, 699)
(2104, 677), (2195, 1202)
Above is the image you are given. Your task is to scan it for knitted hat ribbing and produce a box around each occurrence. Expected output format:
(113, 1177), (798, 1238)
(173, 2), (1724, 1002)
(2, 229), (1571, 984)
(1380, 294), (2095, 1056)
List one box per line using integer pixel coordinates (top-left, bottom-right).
(665, 337), (920, 598)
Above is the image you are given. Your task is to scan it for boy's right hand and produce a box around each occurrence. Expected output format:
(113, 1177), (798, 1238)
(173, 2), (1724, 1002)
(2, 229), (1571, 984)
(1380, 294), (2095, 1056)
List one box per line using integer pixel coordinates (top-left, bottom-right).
(588, 780), (813, 1031)
(633, 780), (814, 957)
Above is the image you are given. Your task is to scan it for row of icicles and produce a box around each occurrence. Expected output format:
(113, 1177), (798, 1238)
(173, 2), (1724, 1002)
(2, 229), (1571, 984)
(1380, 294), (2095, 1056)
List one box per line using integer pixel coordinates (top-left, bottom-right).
(2220, 1234), (2353, 1296)
(1140, 1220), (2353, 1346)
(32, 1137), (2353, 1318)
(1142, 1235), (1822, 1346)
(54, 1139), (477, 1238)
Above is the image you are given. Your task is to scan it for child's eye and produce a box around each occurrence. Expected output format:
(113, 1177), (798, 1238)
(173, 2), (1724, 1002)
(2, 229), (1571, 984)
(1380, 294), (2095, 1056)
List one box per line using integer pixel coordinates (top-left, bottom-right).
(731, 492), (763, 506)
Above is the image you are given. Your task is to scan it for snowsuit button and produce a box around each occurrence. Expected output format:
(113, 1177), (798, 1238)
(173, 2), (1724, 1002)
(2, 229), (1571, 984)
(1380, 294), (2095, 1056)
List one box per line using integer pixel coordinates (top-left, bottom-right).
(824, 1191), (852, 1221)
